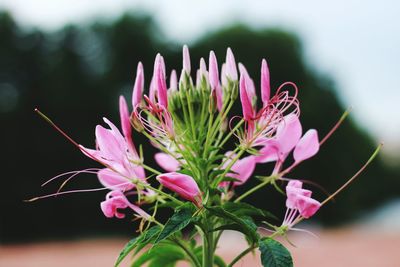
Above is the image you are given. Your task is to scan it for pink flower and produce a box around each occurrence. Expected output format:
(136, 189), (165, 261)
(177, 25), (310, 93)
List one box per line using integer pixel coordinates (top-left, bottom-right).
(255, 115), (319, 171)
(156, 172), (202, 205)
(282, 180), (321, 227)
(132, 62), (144, 108)
(101, 190), (150, 219)
(80, 118), (145, 191)
(220, 151), (256, 187)
(154, 152), (180, 172)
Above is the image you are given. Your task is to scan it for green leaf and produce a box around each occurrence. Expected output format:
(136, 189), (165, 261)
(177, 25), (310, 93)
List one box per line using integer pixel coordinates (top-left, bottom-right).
(114, 225), (161, 266)
(259, 238), (293, 267)
(214, 255), (227, 267)
(223, 202), (277, 220)
(131, 242), (185, 267)
(133, 225), (162, 255)
(205, 206), (259, 243)
(154, 203), (195, 245)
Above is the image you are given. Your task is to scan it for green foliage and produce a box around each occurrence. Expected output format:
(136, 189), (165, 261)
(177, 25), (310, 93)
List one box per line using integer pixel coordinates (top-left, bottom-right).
(259, 238), (293, 267)
(131, 241), (185, 267)
(115, 225), (161, 266)
(205, 206), (259, 244)
(154, 203), (196, 245)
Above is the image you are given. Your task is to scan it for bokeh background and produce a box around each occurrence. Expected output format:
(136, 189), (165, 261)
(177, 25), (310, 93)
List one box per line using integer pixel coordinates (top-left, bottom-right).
(1, 1), (399, 266)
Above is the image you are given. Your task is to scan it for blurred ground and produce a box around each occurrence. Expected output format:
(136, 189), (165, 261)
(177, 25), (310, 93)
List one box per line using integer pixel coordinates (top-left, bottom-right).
(1, 226), (399, 267)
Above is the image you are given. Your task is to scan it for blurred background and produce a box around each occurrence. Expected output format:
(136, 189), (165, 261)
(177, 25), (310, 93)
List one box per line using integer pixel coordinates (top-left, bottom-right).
(0, 0), (399, 266)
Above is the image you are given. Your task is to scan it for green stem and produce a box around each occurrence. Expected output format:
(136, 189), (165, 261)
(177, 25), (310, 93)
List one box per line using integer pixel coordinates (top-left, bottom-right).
(227, 245), (255, 267)
(142, 183), (184, 206)
(141, 164), (162, 175)
(234, 176), (275, 203)
(173, 238), (202, 267)
(213, 148), (246, 187)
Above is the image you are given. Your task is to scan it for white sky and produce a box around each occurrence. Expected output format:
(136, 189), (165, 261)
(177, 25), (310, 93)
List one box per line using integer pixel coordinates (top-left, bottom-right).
(1, 0), (399, 154)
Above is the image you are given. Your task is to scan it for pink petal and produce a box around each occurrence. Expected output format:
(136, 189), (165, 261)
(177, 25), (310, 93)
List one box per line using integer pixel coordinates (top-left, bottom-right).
(296, 195), (321, 218)
(154, 152), (180, 172)
(182, 45), (191, 74)
(101, 190), (150, 219)
(276, 114), (302, 155)
(287, 180), (303, 189)
(285, 186), (312, 209)
(132, 62), (144, 108)
(225, 47), (238, 81)
(95, 125), (124, 161)
(98, 168), (134, 191)
(231, 155), (256, 186)
(293, 129), (319, 163)
(255, 139), (280, 163)
(261, 59), (270, 106)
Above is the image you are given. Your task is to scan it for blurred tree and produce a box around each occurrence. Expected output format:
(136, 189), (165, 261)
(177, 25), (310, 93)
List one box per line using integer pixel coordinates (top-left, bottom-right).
(1, 11), (398, 242)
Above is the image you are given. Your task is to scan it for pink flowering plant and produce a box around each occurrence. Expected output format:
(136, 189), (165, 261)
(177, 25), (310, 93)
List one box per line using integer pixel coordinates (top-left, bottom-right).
(33, 45), (381, 267)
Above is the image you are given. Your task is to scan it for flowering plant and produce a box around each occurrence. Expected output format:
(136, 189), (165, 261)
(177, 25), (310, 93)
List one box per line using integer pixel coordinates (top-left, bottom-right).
(33, 46), (381, 267)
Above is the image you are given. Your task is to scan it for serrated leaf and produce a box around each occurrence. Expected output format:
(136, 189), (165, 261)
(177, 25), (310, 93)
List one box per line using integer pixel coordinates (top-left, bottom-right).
(133, 225), (162, 255)
(114, 226), (161, 266)
(115, 225), (161, 266)
(154, 204), (195, 245)
(259, 238), (293, 267)
(223, 202), (277, 220)
(205, 206), (259, 243)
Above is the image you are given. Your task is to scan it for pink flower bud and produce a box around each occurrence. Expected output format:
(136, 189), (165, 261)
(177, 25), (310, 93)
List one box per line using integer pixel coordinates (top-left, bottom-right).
(157, 172), (201, 204)
(169, 69), (177, 92)
(119, 96), (131, 141)
(221, 63), (228, 87)
(132, 62), (144, 108)
(239, 72), (255, 121)
(182, 45), (191, 74)
(261, 59), (270, 106)
(199, 57), (208, 80)
(225, 47), (238, 81)
(293, 129), (320, 163)
(154, 54), (168, 108)
(209, 50), (219, 90)
(155, 152), (180, 172)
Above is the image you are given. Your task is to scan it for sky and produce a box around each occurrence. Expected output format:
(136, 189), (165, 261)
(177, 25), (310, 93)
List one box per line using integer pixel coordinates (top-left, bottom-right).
(1, 0), (399, 155)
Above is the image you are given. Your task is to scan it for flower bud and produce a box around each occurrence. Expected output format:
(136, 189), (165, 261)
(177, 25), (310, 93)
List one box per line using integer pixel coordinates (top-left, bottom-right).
(182, 45), (191, 74)
(225, 47), (238, 81)
(157, 172), (201, 204)
(261, 59), (270, 106)
(132, 62), (144, 108)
